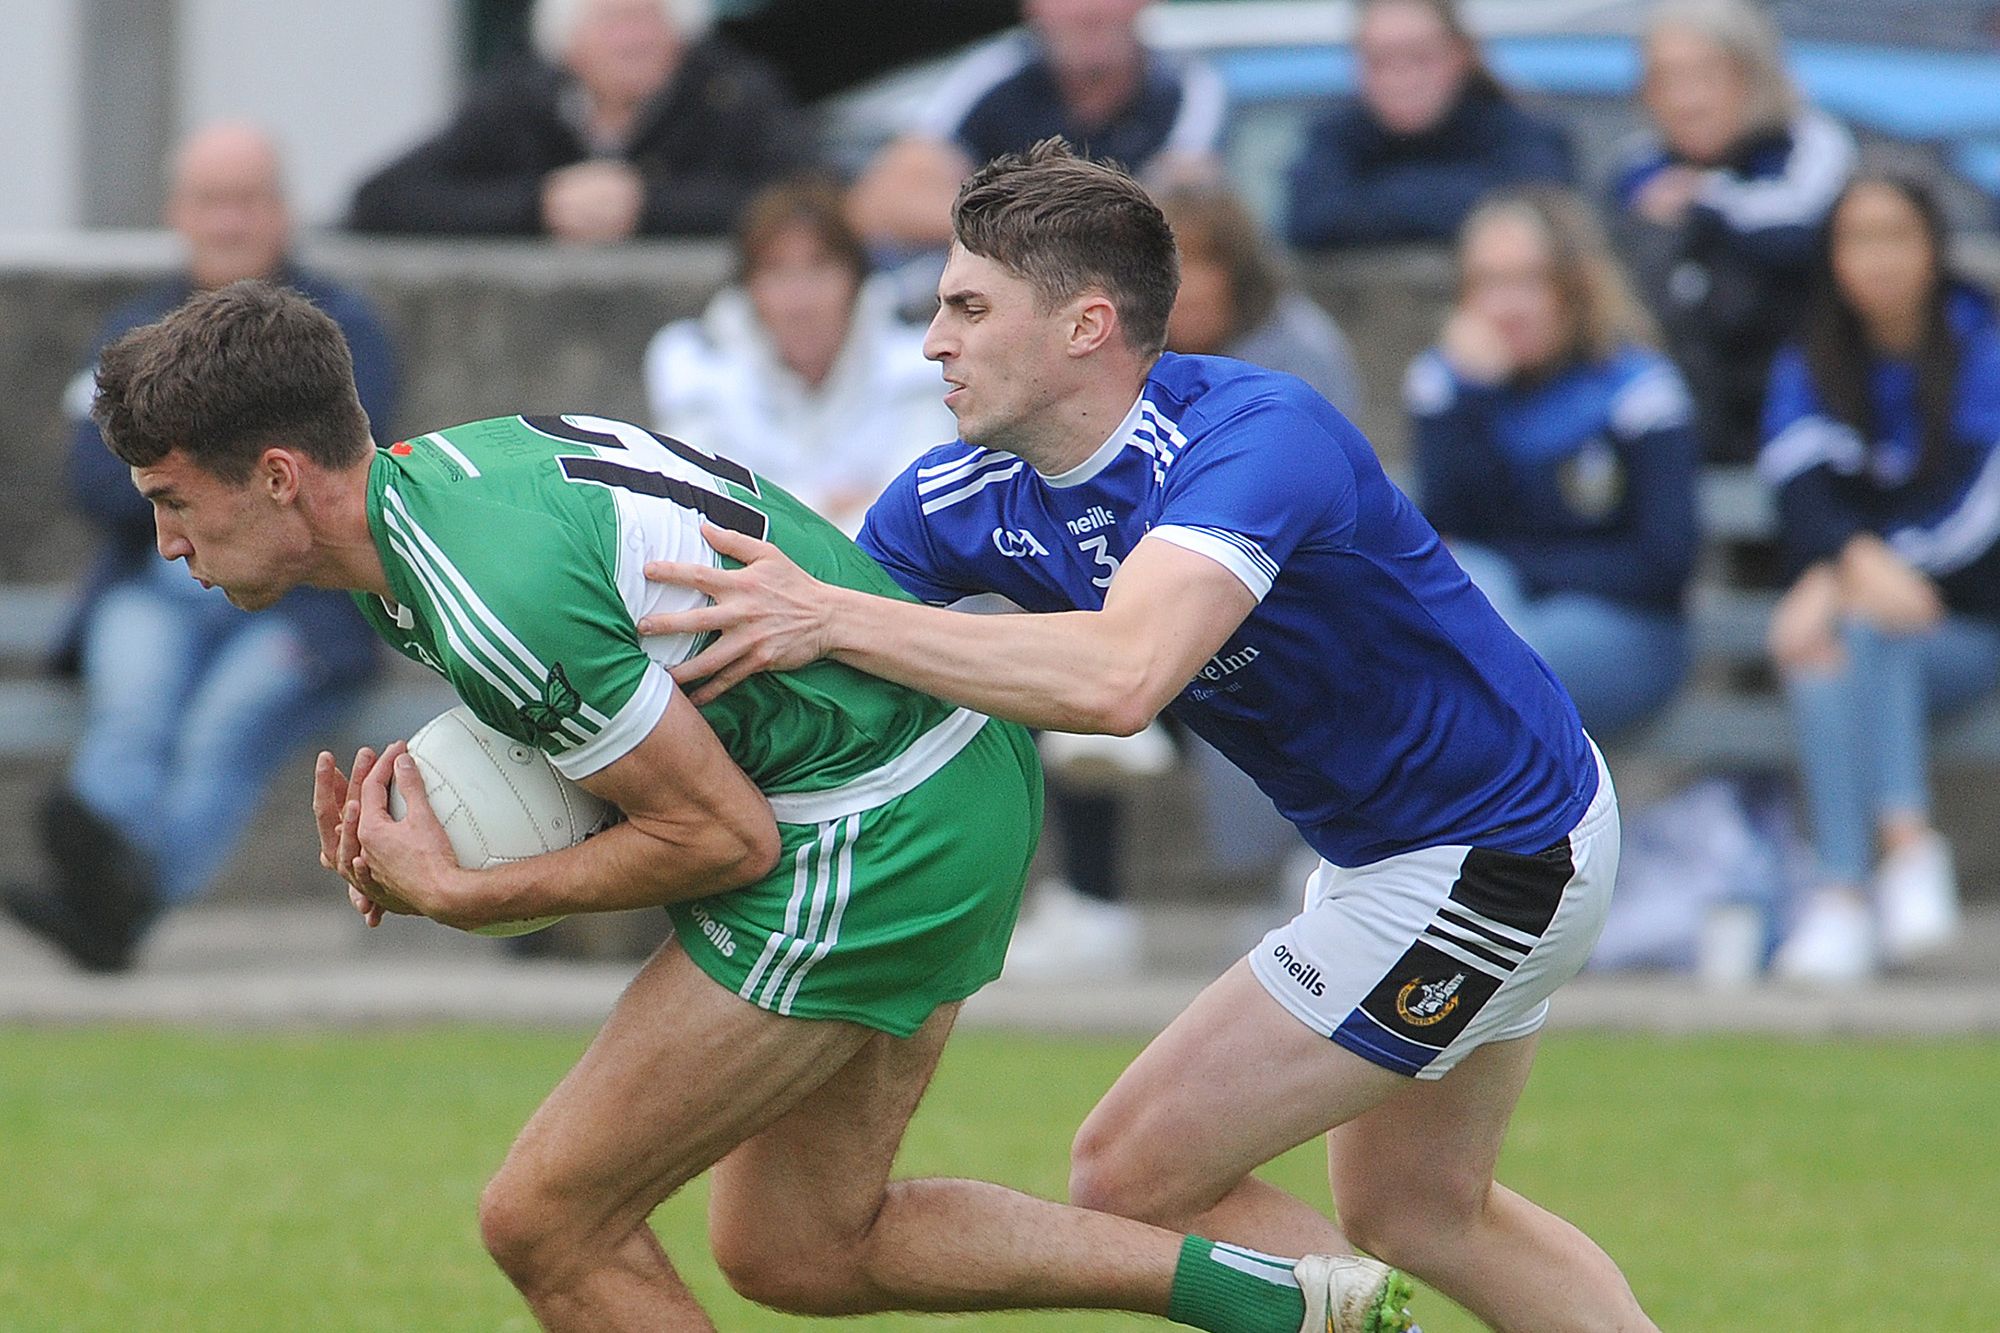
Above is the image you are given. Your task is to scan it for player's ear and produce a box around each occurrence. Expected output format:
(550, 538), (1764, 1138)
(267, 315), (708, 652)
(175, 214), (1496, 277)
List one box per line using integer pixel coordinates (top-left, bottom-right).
(258, 446), (303, 503)
(1067, 291), (1121, 359)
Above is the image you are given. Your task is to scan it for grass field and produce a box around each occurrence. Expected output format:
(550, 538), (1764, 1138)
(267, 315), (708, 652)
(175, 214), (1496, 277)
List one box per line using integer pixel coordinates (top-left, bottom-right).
(1, 1026), (1990, 1331)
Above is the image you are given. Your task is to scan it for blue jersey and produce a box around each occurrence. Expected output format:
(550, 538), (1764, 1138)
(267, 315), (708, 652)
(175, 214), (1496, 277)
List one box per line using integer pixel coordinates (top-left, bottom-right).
(859, 352), (1597, 867)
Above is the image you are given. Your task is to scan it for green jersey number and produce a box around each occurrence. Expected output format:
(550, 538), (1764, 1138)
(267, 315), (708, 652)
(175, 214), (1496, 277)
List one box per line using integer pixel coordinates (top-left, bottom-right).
(522, 414), (770, 540)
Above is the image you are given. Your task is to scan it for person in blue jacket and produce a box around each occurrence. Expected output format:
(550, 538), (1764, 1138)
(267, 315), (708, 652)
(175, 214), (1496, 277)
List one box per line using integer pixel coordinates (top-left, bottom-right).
(1285, 0), (1574, 249)
(1759, 174), (2000, 984)
(1610, 0), (1855, 462)
(1409, 186), (1700, 737)
(1, 124), (396, 972)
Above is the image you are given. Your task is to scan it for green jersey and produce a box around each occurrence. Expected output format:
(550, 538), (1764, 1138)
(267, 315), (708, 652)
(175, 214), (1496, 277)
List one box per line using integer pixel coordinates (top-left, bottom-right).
(356, 414), (976, 817)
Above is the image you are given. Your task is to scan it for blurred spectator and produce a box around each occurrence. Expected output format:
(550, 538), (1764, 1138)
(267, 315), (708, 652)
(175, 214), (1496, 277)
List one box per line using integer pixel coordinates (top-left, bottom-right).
(1759, 175), (2000, 984)
(643, 177), (954, 535)
(1408, 186), (1699, 737)
(349, 0), (808, 240)
(1, 124), (395, 973)
(1284, 0), (1574, 249)
(1610, 0), (1856, 462)
(1160, 182), (1364, 410)
(846, 0), (1226, 253)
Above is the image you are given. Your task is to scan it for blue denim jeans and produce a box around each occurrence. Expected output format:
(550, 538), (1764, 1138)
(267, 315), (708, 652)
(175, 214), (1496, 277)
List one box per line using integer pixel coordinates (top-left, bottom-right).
(1451, 543), (1690, 739)
(1783, 615), (2000, 886)
(66, 562), (365, 905)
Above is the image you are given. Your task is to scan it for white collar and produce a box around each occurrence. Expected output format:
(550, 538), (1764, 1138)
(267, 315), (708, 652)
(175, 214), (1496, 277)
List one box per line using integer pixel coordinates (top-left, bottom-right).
(1039, 394), (1145, 489)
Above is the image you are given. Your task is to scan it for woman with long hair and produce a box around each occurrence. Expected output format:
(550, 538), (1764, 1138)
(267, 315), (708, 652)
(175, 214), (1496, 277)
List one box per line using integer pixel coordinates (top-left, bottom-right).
(1408, 186), (1700, 736)
(1285, 0), (1574, 247)
(1612, 0), (1856, 461)
(1760, 173), (2000, 983)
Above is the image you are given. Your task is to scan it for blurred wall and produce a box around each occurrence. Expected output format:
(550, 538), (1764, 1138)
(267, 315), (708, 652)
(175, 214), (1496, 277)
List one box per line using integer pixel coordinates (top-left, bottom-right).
(0, 0), (460, 231)
(0, 0), (84, 230)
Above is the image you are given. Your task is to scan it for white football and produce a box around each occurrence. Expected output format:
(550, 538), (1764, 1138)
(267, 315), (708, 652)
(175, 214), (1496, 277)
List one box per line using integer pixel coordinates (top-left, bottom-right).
(386, 706), (614, 937)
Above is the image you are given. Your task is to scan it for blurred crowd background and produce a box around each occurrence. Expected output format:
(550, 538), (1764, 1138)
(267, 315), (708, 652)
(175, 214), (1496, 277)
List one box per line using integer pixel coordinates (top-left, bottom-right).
(6, 0), (2000, 992)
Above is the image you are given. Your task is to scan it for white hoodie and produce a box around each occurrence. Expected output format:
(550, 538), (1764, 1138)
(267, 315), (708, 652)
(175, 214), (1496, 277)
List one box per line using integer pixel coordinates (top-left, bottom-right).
(643, 276), (956, 536)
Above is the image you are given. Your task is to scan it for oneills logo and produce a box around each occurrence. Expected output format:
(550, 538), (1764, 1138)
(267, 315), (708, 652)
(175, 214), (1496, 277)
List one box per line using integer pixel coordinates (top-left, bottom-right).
(1395, 973), (1465, 1026)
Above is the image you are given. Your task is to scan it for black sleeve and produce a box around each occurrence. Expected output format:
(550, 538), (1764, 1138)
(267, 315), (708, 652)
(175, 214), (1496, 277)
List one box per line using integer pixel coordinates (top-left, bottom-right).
(347, 69), (568, 235)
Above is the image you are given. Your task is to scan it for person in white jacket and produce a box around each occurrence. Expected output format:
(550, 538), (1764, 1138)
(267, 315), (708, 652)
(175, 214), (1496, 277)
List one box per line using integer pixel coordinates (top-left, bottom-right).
(644, 178), (955, 535)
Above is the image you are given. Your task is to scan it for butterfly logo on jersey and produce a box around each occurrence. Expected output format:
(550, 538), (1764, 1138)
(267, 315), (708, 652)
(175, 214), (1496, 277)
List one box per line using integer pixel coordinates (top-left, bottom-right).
(517, 662), (584, 742)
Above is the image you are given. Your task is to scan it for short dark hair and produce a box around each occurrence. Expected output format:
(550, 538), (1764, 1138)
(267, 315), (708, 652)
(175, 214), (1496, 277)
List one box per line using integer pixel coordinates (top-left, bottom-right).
(93, 279), (374, 482)
(951, 138), (1179, 356)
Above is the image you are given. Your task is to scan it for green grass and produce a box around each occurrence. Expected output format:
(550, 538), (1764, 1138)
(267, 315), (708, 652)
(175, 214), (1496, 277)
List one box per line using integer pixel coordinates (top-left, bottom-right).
(1, 1027), (1992, 1330)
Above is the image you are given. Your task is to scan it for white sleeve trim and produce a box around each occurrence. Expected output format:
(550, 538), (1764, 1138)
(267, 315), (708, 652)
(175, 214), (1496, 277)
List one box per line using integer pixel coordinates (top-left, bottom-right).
(1165, 58), (1228, 156)
(1698, 109), (1855, 233)
(918, 33), (1033, 139)
(549, 664), (674, 781)
(1148, 524), (1278, 601)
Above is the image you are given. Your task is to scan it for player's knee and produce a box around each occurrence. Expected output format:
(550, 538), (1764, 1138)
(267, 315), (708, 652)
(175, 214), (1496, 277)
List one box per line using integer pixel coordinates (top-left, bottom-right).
(478, 1170), (575, 1288)
(1335, 1163), (1490, 1271)
(712, 1228), (870, 1315)
(1068, 1121), (1180, 1225)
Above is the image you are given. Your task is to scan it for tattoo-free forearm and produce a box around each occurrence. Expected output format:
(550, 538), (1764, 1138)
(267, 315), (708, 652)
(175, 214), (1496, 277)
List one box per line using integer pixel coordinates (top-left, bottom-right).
(447, 806), (779, 929)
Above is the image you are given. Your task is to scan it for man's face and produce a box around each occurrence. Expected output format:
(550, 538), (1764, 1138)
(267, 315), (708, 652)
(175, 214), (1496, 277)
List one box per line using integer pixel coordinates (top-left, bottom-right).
(165, 129), (290, 290)
(923, 247), (1078, 450)
(567, 0), (682, 107)
(1025, 0), (1149, 86)
(134, 449), (306, 611)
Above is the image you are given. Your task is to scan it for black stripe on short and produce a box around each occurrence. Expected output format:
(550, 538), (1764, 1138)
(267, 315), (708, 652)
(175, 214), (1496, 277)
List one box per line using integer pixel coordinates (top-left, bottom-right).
(1447, 838), (1575, 938)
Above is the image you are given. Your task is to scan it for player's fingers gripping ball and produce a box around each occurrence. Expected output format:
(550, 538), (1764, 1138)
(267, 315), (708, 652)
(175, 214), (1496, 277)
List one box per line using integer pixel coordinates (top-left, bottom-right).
(385, 707), (617, 937)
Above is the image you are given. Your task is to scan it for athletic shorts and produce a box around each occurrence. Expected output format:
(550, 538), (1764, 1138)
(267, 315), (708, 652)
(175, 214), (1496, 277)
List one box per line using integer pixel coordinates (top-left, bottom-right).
(666, 716), (1042, 1038)
(1249, 742), (1618, 1080)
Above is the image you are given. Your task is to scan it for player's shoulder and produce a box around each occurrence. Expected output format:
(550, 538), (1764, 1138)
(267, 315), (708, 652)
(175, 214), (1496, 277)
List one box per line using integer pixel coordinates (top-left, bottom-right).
(897, 441), (1028, 521)
(1148, 352), (1361, 455)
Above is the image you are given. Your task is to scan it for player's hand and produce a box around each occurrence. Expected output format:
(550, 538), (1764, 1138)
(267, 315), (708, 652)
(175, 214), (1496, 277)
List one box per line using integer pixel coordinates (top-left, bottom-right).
(638, 524), (834, 704)
(354, 742), (462, 925)
(316, 748), (391, 926)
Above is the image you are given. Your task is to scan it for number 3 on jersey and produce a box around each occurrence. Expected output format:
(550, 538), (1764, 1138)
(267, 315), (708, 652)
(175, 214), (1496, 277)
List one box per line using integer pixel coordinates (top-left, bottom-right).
(522, 414), (769, 539)
(1079, 534), (1120, 589)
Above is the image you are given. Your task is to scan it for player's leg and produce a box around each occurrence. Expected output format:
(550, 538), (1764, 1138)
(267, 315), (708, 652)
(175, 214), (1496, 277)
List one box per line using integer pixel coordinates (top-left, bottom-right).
(1074, 749), (1642, 1323)
(709, 999), (1405, 1332)
(1068, 957), (1401, 1253)
(1327, 1033), (1656, 1332)
(476, 937), (876, 1332)
(708, 1000), (1174, 1316)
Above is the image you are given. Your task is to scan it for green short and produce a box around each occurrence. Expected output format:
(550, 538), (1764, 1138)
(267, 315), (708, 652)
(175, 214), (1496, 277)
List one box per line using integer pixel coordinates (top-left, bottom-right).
(666, 717), (1042, 1037)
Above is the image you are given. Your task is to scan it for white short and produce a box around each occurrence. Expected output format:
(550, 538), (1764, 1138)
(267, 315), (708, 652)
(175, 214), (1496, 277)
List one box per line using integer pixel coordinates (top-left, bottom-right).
(1249, 742), (1619, 1081)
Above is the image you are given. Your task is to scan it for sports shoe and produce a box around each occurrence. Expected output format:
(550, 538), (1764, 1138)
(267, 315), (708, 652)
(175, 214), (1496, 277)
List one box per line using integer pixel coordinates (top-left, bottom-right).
(1003, 879), (1141, 980)
(1875, 832), (1959, 965)
(1771, 890), (1875, 986)
(1294, 1253), (1417, 1333)
(1, 880), (136, 973)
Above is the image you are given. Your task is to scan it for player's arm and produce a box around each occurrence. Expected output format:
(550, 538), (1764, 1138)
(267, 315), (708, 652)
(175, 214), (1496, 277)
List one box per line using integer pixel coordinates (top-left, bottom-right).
(645, 526), (1256, 736)
(347, 687), (780, 933)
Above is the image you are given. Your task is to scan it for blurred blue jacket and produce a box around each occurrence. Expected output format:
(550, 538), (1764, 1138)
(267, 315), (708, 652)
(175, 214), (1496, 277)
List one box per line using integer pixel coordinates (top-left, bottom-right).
(1758, 284), (2000, 619)
(1408, 343), (1700, 611)
(58, 266), (397, 686)
(1285, 88), (1574, 248)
